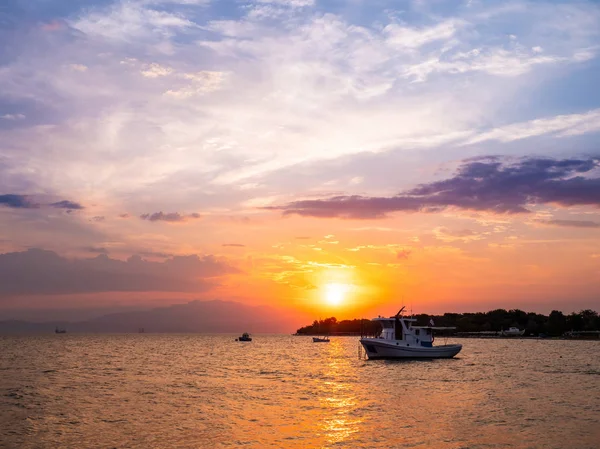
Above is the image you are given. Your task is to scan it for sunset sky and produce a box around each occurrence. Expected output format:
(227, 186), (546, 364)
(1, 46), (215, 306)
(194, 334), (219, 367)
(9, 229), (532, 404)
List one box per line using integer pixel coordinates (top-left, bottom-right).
(1, 0), (599, 323)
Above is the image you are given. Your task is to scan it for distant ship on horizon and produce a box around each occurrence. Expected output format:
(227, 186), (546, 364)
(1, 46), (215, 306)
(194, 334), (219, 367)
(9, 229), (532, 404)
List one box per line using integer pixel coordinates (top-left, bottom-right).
(55, 327), (67, 334)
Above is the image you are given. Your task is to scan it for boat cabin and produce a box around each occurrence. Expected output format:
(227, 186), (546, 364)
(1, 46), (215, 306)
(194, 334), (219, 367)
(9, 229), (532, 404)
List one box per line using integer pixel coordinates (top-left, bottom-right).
(372, 316), (453, 348)
(374, 317), (431, 347)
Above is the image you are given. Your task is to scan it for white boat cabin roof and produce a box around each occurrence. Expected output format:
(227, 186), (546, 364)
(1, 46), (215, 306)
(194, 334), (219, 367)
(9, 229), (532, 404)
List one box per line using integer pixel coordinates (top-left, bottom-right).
(371, 316), (456, 330)
(373, 316), (417, 322)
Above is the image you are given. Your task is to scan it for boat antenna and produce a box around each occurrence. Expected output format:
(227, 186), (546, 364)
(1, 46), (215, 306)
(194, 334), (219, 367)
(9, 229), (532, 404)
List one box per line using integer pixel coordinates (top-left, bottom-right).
(395, 306), (406, 318)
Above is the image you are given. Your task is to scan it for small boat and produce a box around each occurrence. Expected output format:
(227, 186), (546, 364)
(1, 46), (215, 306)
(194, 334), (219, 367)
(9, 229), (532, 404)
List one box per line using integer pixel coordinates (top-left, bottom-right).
(500, 327), (525, 337)
(236, 332), (252, 342)
(360, 307), (462, 359)
(55, 327), (67, 334)
(312, 336), (330, 343)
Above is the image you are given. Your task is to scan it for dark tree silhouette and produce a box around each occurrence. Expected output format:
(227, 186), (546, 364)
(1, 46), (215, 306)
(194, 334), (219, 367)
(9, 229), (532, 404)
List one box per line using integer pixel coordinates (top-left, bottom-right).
(295, 309), (599, 336)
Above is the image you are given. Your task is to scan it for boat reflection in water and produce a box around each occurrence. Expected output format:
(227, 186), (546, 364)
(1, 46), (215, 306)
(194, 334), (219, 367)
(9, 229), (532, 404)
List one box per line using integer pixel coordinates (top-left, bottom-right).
(360, 306), (462, 359)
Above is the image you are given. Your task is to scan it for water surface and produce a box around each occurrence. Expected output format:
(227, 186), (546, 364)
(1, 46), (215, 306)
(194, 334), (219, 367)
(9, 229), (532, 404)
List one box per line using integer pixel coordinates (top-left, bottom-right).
(1, 335), (599, 448)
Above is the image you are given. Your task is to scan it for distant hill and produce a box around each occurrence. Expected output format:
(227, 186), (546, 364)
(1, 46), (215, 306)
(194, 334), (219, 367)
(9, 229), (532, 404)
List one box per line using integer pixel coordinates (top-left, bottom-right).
(0, 300), (302, 334)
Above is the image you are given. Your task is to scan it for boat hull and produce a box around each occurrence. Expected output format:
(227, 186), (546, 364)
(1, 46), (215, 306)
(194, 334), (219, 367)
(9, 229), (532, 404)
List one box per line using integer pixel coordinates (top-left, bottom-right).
(313, 337), (330, 342)
(360, 338), (462, 359)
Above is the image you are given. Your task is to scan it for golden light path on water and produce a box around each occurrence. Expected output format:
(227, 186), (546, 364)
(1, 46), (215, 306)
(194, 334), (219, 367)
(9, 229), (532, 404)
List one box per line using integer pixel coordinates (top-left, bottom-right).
(320, 340), (362, 446)
(0, 335), (599, 448)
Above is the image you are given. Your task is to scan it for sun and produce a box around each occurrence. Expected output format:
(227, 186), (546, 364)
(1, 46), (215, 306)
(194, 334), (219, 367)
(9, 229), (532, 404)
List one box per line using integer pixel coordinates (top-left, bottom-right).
(324, 283), (349, 306)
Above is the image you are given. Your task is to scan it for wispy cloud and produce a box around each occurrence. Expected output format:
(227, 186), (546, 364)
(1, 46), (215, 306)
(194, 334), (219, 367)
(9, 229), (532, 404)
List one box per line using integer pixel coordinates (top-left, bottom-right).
(433, 227), (487, 242)
(533, 219), (600, 228)
(140, 212), (201, 222)
(68, 1), (196, 42)
(1, 114), (25, 120)
(465, 109), (600, 145)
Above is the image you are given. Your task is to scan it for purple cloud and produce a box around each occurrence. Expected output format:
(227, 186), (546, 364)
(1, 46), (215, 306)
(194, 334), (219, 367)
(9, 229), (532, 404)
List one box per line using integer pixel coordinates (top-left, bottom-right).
(140, 212), (201, 222)
(0, 249), (237, 296)
(83, 246), (109, 254)
(1, 194), (85, 211)
(268, 157), (600, 219)
(51, 200), (84, 210)
(0, 194), (39, 209)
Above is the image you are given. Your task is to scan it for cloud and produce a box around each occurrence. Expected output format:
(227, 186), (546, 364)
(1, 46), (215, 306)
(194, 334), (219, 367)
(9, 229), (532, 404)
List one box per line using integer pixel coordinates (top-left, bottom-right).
(384, 19), (465, 50)
(136, 250), (174, 258)
(141, 63), (174, 78)
(2, 0), (600, 244)
(396, 249), (412, 259)
(83, 246), (109, 254)
(164, 71), (228, 98)
(1, 114), (26, 120)
(433, 227), (486, 242)
(269, 157), (600, 218)
(51, 200), (84, 210)
(404, 47), (574, 83)
(140, 211), (201, 222)
(222, 243), (245, 247)
(465, 110), (600, 145)
(0, 194), (38, 209)
(2, 0), (599, 203)
(256, 0), (314, 6)
(69, 64), (88, 72)
(68, 1), (195, 42)
(0, 195), (85, 211)
(0, 248), (237, 296)
(533, 219), (600, 228)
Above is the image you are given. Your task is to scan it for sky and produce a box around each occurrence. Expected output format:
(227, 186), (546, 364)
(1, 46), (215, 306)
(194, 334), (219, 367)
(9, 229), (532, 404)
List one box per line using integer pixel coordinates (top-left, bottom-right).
(1, 0), (599, 323)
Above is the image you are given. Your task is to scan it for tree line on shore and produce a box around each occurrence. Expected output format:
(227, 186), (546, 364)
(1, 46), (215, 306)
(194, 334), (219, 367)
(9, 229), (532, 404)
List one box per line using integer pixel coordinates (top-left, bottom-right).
(295, 309), (600, 337)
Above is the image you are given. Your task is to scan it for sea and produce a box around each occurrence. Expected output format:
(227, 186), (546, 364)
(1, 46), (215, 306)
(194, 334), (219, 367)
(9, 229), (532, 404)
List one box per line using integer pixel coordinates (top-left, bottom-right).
(1, 335), (599, 449)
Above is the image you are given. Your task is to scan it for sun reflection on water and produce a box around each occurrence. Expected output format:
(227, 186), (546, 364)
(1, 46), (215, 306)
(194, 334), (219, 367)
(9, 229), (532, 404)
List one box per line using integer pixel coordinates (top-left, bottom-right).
(318, 340), (363, 447)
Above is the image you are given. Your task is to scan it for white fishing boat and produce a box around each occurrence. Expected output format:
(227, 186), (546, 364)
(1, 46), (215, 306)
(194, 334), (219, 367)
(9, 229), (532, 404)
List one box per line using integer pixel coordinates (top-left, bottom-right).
(360, 307), (462, 359)
(500, 327), (525, 337)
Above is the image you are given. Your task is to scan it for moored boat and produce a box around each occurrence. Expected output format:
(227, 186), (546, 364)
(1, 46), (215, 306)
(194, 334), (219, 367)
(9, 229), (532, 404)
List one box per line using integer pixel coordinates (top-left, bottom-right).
(360, 307), (462, 359)
(236, 332), (252, 342)
(312, 336), (330, 342)
(500, 327), (525, 337)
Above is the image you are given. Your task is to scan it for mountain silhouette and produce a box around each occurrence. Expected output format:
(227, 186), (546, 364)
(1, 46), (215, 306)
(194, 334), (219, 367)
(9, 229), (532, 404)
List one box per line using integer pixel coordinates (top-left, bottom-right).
(0, 300), (303, 334)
